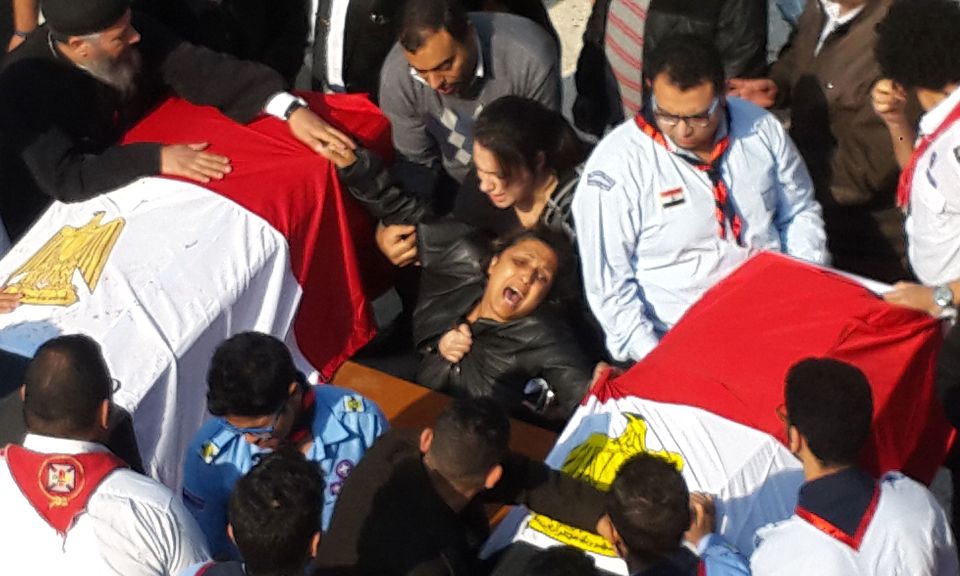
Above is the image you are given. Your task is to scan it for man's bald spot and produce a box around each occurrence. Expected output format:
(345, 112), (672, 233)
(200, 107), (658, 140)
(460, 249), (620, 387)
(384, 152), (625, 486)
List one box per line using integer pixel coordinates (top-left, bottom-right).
(23, 335), (112, 437)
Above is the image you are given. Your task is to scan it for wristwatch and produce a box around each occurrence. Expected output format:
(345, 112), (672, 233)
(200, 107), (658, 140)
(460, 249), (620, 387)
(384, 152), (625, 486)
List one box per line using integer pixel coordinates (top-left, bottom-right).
(282, 97), (308, 121)
(934, 284), (955, 310)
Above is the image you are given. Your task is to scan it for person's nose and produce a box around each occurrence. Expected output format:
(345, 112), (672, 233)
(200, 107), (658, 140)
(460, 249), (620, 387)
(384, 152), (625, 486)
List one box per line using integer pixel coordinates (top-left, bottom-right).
(128, 27), (141, 45)
(425, 72), (445, 91)
(479, 175), (495, 193)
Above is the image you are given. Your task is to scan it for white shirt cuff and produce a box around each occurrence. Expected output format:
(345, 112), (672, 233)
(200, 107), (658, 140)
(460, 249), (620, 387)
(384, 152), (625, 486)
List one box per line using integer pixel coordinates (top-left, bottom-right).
(264, 92), (306, 120)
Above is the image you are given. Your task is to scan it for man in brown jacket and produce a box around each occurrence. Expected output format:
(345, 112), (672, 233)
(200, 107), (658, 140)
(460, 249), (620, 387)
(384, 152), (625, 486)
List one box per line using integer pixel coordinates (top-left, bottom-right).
(728, 0), (917, 282)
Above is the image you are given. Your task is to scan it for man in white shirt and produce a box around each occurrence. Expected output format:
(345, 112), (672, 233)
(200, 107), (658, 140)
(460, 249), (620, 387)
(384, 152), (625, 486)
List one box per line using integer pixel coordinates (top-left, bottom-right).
(0, 334), (209, 575)
(871, 0), (960, 318)
(751, 358), (958, 576)
(573, 35), (828, 363)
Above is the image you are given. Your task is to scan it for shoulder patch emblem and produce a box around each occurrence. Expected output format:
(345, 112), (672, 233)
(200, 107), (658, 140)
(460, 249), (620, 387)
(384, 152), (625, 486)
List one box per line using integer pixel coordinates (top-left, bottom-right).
(587, 170), (616, 191)
(200, 441), (219, 464)
(343, 396), (365, 413)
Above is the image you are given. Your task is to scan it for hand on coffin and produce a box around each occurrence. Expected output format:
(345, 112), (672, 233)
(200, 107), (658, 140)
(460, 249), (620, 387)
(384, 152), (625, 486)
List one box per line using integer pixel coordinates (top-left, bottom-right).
(287, 107), (357, 161)
(883, 281), (940, 316)
(160, 143), (232, 184)
(0, 291), (21, 313)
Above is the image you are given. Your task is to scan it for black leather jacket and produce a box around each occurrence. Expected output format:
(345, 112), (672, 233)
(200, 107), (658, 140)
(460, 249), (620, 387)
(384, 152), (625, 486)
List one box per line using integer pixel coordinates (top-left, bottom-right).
(412, 221), (593, 426)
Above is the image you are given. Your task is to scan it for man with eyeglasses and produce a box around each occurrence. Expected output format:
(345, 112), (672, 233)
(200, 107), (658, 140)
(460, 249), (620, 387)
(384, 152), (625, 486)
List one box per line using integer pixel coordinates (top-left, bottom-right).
(0, 334), (210, 575)
(181, 332), (386, 559)
(751, 357), (958, 575)
(573, 34), (828, 364)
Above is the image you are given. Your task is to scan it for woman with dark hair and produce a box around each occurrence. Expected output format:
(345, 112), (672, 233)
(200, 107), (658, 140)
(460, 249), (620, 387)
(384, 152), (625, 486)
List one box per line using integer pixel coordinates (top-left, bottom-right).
(334, 95), (587, 245)
(454, 95), (588, 239)
(412, 221), (596, 426)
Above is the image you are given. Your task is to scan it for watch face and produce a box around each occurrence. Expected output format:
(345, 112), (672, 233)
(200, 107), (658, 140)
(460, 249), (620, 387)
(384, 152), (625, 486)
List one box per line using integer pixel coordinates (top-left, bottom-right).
(935, 285), (955, 307)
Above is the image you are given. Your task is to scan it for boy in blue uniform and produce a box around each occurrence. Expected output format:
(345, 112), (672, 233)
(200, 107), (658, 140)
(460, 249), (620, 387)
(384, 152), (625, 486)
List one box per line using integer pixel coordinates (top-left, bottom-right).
(181, 332), (387, 558)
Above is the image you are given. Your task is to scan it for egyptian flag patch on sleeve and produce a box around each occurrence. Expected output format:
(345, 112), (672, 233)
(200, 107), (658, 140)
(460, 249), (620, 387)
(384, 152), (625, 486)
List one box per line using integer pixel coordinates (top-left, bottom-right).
(658, 187), (686, 208)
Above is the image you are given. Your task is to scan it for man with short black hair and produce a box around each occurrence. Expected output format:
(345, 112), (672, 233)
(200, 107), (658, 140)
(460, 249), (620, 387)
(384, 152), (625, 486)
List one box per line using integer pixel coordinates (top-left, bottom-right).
(871, 0), (960, 320)
(0, 0), (355, 242)
(751, 358), (958, 575)
(573, 35), (828, 363)
(179, 449), (325, 576)
(314, 398), (605, 576)
(0, 334), (209, 575)
(597, 453), (749, 575)
(374, 0), (560, 266)
(182, 332), (386, 558)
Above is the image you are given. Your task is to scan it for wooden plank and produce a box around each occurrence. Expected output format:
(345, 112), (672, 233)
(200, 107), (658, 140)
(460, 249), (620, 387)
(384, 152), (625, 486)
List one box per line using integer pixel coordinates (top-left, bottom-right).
(331, 361), (558, 461)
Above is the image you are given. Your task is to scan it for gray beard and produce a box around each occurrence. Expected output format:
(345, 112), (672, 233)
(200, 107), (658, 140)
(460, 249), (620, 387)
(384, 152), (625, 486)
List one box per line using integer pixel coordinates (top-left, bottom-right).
(83, 48), (143, 100)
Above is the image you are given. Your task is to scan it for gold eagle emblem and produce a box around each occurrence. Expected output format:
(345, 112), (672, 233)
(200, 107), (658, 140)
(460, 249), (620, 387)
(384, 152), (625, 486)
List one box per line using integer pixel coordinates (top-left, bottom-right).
(528, 413), (684, 556)
(2, 212), (124, 306)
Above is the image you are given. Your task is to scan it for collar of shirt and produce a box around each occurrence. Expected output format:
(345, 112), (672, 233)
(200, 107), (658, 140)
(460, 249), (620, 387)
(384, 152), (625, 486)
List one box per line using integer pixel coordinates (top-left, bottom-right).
(22, 433), (110, 455)
(641, 106), (730, 162)
(409, 33), (486, 87)
(815, 0), (864, 53)
(919, 83), (960, 136)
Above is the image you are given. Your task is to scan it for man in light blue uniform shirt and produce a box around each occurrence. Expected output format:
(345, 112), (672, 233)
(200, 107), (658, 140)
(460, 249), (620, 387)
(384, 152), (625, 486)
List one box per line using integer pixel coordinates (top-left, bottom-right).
(573, 35), (828, 363)
(181, 332), (387, 558)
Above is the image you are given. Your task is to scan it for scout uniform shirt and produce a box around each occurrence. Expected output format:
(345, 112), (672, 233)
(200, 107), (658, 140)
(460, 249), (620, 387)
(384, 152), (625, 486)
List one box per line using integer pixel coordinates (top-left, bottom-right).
(182, 384), (387, 557)
(572, 97), (828, 362)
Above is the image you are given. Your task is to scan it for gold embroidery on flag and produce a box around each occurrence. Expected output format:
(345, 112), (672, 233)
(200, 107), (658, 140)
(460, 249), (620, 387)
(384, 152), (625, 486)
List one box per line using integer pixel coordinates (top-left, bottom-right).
(528, 414), (684, 556)
(2, 212), (124, 306)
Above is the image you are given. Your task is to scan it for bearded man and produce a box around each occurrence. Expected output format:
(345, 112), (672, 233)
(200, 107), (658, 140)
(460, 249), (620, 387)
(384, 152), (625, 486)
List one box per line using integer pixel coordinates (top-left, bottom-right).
(0, 0), (355, 242)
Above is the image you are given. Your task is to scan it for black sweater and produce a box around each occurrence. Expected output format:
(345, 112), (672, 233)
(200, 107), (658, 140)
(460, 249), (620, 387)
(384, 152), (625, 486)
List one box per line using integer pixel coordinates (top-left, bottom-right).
(0, 14), (285, 240)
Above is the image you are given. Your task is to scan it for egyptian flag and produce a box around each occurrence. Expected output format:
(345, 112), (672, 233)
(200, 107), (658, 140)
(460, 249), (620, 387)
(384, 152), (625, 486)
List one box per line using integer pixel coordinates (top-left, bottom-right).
(488, 253), (953, 574)
(0, 94), (392, 487)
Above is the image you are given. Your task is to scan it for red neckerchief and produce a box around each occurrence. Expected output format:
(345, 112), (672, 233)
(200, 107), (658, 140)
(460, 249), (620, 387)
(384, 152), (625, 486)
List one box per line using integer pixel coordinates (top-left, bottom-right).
(635, 113), (743, 245)
(2, 444), (126, 536)
(794, 483), (881, 550)
(287, 386), (317, 446)
(898, 97), (960, 208)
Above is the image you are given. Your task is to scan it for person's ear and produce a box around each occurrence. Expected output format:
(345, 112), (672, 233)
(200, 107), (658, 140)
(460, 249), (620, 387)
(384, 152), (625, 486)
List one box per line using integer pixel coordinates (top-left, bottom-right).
(487, 255), (500, 275)
(288, 381), (299, 398)
(97, 399), (110, 431)
(787, 425), (802, 455)
(66, 36), (88, 57)
(596, 515), (627, 559)
(310, 531), (321, 557)
(19, 385), (25, 402)
(419, 428), (434, 455)
(484, 463), (503, 490)
(227, 523), (236, 545)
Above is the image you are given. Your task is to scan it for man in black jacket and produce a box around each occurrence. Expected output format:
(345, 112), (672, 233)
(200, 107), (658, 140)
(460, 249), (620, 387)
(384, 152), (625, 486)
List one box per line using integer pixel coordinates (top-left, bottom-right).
(314, 398), (606, 576)
(0, 0), (354, 242)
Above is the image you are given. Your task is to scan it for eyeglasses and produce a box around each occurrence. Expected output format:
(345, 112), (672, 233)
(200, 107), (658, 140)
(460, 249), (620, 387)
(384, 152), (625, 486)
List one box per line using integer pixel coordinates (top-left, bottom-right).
(652, 96), (720, 128)
(225, 402), (287, 441)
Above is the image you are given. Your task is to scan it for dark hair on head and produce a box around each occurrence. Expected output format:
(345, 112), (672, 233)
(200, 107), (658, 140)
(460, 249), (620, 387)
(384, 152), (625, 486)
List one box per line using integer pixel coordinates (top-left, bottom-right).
(206, 332), (297, 417)
(875, 0), (960, 90)
(430, 398), (510, 484)
(490, 227), (575, 301)
(525, 546), (598, 576)
(23, 334), (113, 437)
(399, 0), (471, 53)
(229, 448), (324, 574)
(785, 357), (873, 466)
(474, 96), (586, 181)
(606, 453), (690, 562)
(646, 34), (725, 95)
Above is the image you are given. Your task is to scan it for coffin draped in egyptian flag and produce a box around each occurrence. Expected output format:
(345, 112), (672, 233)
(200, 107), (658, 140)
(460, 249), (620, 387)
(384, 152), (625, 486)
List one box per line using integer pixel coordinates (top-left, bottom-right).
(488, 252), (953, 574)
(0, 94), (391, 487)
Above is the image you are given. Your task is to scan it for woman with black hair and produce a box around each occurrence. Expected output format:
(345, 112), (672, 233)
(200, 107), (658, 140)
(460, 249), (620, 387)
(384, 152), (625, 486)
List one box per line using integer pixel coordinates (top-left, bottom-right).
(412, 223), (596, 426)
(452, 95), (588, 240)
